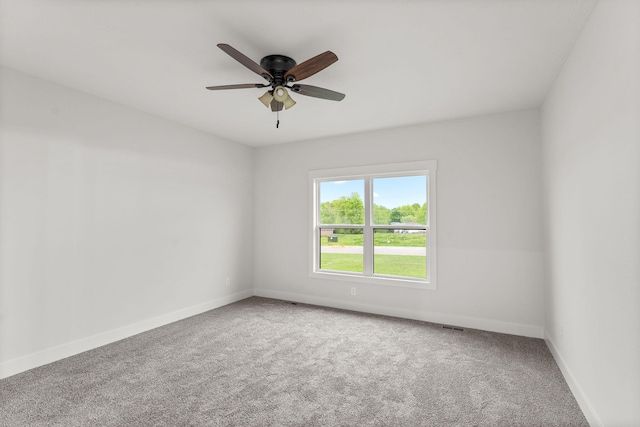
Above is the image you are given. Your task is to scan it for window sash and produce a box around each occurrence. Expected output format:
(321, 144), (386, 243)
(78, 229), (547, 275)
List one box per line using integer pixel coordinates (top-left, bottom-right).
(310, 160), (437, 290)
(315, 179), (428, 280)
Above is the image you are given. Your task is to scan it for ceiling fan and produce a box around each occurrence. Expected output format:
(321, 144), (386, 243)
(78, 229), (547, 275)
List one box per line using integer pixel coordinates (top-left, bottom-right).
(206, 44), (345, 114)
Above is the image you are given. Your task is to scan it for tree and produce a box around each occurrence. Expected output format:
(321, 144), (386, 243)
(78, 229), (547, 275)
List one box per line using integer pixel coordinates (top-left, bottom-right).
(373, 204), (391, 224)
(320, 202), (337, 224)
(417, 203), (428, 225)
(340, 192), (364, 224)
(321, 197), (427, 226)
(390, 208), (402, 223)
(319, 192), (364, 225)
(389, 203), (427, 224)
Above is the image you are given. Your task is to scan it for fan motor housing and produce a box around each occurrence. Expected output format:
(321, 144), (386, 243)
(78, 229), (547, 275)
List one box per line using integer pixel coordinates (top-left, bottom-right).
(260, 55), (296, 85)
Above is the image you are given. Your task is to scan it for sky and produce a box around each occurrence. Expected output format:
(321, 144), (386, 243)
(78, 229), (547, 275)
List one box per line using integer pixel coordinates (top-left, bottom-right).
(320, 176), (427, 209)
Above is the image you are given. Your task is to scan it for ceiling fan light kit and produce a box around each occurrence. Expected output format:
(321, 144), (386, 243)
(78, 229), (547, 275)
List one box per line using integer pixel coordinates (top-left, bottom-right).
(206, 44), (345, 127)
(272, 86), (296, 110)
(258, 91), (273, 108)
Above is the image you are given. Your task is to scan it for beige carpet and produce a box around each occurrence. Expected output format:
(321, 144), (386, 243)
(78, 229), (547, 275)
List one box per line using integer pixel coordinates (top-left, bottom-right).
(0, 297), (587, 426)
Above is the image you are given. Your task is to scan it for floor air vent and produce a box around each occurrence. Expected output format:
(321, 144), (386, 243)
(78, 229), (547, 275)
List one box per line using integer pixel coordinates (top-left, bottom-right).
(442, 325), (464, 332)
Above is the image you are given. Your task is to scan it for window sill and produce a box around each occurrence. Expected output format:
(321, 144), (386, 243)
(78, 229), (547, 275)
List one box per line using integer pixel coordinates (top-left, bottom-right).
(309, 270), (436, 290)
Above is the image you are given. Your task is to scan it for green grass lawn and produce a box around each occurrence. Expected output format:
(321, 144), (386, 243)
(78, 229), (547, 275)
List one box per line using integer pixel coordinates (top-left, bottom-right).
(320, 253), (426, 279)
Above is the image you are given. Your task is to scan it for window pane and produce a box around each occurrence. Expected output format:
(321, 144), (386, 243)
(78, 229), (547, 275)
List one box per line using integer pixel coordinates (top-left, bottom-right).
(372, 176), (427, 225)
(319, 228), (363, 273)
(373, 229), (426, 279)
(319, 180), (365, 225)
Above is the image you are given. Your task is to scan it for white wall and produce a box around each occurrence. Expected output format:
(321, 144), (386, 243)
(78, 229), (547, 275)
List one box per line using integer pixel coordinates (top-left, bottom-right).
(541, 1), (640, 425)
(0, 67), (254, 378)
(254, 109), (545, 338)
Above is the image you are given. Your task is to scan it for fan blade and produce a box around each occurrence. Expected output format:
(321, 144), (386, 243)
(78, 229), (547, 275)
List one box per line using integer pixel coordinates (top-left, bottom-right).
(206, 83), (268, 90)
(217, 43), (273, 81)
(290, 84), (345, 101)
(270, 99), (284, 112)
(284, 51), (338, 82)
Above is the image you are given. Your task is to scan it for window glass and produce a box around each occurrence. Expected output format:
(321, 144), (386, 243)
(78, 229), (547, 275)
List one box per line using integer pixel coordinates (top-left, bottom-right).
(319, 228), (363, 273)
(373, 176), (427, 225)
(319, 180), (365, 225)
(373, 229), (427, 279)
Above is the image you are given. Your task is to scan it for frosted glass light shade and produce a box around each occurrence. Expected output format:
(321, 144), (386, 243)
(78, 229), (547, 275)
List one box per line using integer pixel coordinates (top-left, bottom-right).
(282, 96), (296, 110)
(258, 91), (273, 108)
(273, 86), (288, 102)
(273, 86), (296, 109)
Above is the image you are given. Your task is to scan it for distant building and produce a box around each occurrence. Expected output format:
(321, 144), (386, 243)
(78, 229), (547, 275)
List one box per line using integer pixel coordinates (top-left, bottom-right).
(390, 222), (426, 233)
(320, 229), (334, 237)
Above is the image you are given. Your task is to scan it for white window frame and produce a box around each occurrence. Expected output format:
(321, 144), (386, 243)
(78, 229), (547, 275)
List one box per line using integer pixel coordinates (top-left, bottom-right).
(309, 160), (437, 290)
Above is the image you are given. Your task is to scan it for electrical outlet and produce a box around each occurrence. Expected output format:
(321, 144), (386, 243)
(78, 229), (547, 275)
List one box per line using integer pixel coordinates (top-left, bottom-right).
(351, 287), (356, 296)
(225, 278), (231, 286)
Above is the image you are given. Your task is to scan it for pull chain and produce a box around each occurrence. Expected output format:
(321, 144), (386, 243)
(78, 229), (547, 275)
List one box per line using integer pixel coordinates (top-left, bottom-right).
(276, 110), (280, 129)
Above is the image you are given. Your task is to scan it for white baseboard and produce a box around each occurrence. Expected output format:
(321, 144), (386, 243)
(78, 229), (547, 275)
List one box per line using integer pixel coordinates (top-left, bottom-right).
(0, 290), (253, 380)
(253, 288), (544, 338)
(544, 335), (602, 427)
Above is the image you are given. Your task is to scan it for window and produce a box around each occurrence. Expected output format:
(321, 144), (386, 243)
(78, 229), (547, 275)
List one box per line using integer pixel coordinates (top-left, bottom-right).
(309, 160), (437, 289)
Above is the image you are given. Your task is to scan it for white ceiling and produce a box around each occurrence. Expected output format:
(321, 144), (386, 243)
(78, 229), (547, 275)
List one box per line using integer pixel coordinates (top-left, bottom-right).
(0, 0), (597, 147)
